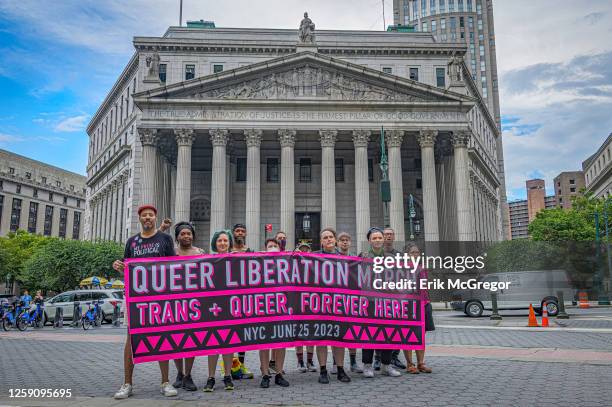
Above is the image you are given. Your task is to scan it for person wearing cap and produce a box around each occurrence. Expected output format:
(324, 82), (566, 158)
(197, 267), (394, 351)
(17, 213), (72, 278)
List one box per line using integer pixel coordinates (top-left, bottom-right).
(359, 227), (402, 379)
(334, 232), (364, 375)
(112, 205), (178, 399)
(204, 229), (237, 392)
(171, 222), (204, 392)
(313, 228), (351, 384)
(228, 223), (255, 379)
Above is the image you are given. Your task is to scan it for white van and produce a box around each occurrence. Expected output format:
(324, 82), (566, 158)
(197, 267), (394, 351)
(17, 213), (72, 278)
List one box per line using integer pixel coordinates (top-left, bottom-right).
(43, 289), (124, 325)
(450, 270), (575, 317)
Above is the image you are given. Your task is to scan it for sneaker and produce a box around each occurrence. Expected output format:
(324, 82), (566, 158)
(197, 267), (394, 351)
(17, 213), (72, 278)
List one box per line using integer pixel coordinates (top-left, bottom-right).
(160, 382), (178, 397)
(113, 383), (133, 399)
(269, 360), (277, 375)
(298, 360), (307, 373)
(373, 359), (381, 371)
(331, 364), (337, 375)
(223, 375), (234, 391)
(337, 368), (351, 383)
(363, 363), (375, 378)
(307, 361), (317, 372)
(239, 363), (254, 379)
(260, 375), (271, 388)
(391, 357), (407, 370)
(318, 371), (330, 384)
(382, 364), (402, 377)
(182, 374), (197, 391)
(275, 373), (290, 387)
(203, 377), (215, 392)
(172, 372), (184, 388)
(350, 361), (364, 373)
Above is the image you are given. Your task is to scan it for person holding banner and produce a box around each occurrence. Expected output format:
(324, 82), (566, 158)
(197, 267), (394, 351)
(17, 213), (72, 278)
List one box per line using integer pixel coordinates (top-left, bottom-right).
(403, 242), (434, 374)
(112, 205), (178, 400)
(203, 229), (237, 392)
(294, 242), (317, 373)
(171, 222), (204, 391)
(258, 238), (291, 388)
(359, 227), (402, 378)
(313, 228), (352, 384)
(230, 223), (255, 380)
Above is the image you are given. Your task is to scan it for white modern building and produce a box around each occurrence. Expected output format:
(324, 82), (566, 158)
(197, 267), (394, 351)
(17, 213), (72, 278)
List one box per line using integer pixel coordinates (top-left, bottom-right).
(85, 16), (505, 251)
(583, 133), (612, 199)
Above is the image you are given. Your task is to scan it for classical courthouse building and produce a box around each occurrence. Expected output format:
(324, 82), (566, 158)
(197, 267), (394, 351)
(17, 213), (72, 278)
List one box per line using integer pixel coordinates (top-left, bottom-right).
(85, 15), (506, 251)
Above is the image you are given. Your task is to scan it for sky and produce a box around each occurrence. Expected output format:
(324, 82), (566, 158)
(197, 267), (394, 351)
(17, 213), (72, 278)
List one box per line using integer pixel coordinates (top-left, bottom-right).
(0, 0), (611, 201)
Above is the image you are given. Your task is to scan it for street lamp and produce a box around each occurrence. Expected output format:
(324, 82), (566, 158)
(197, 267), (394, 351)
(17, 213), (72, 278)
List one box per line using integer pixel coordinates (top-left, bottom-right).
(380, 126), (391, 228)
(302, 213), (311, 234)
(408, 194), (417, 240)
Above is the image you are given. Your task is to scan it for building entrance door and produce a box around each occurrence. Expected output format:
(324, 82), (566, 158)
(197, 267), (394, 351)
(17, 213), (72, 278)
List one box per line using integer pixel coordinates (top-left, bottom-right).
(295, 212), (321, 251)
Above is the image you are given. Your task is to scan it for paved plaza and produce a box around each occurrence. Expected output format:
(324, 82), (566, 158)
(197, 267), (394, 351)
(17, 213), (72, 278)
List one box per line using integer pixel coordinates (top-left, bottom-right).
(1, 308), (612, 406)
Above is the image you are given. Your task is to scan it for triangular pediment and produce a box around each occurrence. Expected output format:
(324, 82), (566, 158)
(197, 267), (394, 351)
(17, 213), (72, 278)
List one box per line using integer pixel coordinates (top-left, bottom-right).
(136, 52), (474, 104)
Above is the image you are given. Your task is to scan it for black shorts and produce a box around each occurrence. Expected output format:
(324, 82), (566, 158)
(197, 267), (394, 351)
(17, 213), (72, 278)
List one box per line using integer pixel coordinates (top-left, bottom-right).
(424, 302), (435, 332)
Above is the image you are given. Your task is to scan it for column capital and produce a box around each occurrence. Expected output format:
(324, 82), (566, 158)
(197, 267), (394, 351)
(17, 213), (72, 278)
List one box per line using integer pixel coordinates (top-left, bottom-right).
(138, 128), (158, 146)
(417, 130), (438, 148)
(319, 130), (338, 148)
(385, 130), (404, 148)
(352, 130), (371, 148)
(174, 128), (195, 146)
(209, 129), (230, 146)
(244, 129), (263, 147)
(451, 131), (471, 148)
(278, 129), (296, 148)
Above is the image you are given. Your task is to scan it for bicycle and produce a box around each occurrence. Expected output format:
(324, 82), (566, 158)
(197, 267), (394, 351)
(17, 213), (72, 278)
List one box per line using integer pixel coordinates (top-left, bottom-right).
(81, 300), (103, 330)
(21, 300), (45, 329)
(1, 301), (28, 331)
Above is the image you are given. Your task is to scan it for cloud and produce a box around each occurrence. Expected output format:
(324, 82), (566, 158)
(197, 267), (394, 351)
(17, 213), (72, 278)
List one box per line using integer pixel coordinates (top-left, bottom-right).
(54, 114), (89, 132)
(583, 11), (606, 24)
(0, 133), (25, 143)
(0, 133), (66, 144)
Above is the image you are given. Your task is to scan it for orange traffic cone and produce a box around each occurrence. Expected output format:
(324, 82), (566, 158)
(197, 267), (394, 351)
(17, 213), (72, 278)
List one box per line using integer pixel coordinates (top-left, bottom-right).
(528, 304), (539, 327)
(579, 292), (589, 309)
(541, 302), (549, 327)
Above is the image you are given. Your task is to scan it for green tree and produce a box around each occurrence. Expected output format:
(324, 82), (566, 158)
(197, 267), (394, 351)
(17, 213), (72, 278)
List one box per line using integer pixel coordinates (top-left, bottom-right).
(485, 239), (565, 273)
(0, 230), (52, 286)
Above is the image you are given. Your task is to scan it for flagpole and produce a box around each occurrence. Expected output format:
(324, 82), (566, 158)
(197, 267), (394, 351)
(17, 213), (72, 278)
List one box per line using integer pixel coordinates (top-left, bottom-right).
(179, 0), (183, 26)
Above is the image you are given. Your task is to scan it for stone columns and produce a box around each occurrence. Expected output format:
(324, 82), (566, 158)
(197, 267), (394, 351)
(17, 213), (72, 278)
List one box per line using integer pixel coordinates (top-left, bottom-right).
(90, 198), (97, 240)
(245, 129), (262, 251)
(174, 129), (195, 223)
(386, 130), (406, 243)
(138, 128), (158, 205)
(209, 129), (229, 241)
(319, 130), (337, 230)
(353, 130), (371, 253)
(452, 131), (475, 241)
(417, 130), (440, 242)
(118, 174), (126, 242)
(279, 129), (296, 250)
(109, 182), (118, 241)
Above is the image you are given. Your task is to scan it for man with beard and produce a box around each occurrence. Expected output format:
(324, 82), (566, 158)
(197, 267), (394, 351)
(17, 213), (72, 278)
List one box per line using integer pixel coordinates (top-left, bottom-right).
(112, 205), (178, 399)
(229, 223), (255, 379)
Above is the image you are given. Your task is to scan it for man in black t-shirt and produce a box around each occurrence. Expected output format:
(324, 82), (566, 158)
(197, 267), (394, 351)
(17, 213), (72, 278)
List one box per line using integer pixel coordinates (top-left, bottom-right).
(112, 205), (177, 399)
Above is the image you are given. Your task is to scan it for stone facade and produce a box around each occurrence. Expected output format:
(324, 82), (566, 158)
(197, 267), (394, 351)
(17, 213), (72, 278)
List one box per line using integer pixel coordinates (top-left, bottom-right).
(583, 133), (612, 199)
(85, 22), (505, 251)
(554, 171), (585, 209)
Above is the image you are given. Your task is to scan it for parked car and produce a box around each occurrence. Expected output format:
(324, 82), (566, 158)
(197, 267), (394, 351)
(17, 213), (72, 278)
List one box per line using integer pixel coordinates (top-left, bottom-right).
(43, 289), (124, 325)
(451, 270), (575, 317)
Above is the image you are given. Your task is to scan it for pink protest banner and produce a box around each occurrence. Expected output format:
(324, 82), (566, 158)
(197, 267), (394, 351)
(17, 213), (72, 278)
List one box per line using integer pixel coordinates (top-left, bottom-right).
(125, 252), (425, 364)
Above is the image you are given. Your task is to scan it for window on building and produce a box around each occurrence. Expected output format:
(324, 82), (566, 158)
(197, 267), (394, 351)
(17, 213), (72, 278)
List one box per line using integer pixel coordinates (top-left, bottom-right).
(368, 158), (374, 182)
(266, 158), (279, 183)
(159, 63), (167, 82)
(70, 184), (74, 191)
(63, 196), (67, 204)
(558, 189), (562, 195)
(409, 67), (419, 81)
(422, 21), (428, 32)
(416, 178), (422, 189)
(9, 167), (15, 174)
(27, 202), (38, 233)
(449, 0), (455, 11)
(478, 19), (483, 31)
(431, 20), (437, 32)
(479, 45), (485, 56)
(440, 0), (446, 13)
(10, 198), (22, 232)
(59, 208), (67, 239)
(56, 180), (61, 187)
(236, 157), (247, 182)
(467, 0), (473, 11)
(335, 158), (344, 182)
(436, 67), (446, 88)
(44, 205), (53, 236)
(49, 192), (54, 202)
(421, 0), (427, 16)
(185, 64), (195, 80)
(570, 187), (576, 193)
(16, 184), (21, 194)
(430, 0), (436, 14)
(382, 67), (393, 74)
(569, 179), (575, 185)
(477, 1), (482, 14)
(460, 17), (464, 28)
(440, 18), (446, 30)
(299, 158), (312, 182)
(458, 0), (464, 11)
(213, 64), (224, 73)
(450, 17), (456, 30)
(25, 172), (31, 179)
(76, 199), (81, 208)
(33, 188), (38, 198)
(72, 212), (81, 240)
